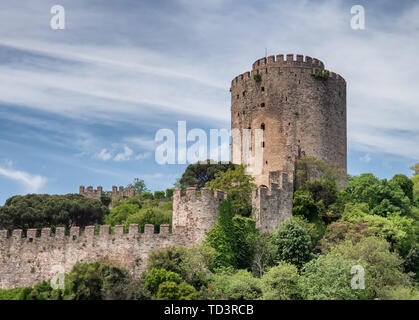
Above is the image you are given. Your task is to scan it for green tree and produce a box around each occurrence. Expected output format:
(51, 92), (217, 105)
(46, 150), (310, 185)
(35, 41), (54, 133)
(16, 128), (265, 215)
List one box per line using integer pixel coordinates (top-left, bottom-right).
(344, 174), (411, 216)
(144, 268), (181, 295)
(153, 191), (165, 200)
(272, 218), (312, 269)
(205, 198), (258, 270)
(126, 178), (148, 196)
(331, 237), (413, 299)
(208, 269), (262, 300)
(104, 203), (140, 226)
(0, 194), (108, 231)
(251, 233), (277, 277)
(261, 261), (301, 300)
(299, 252), (363, 300)
(391, 174), (414, 201)
(179, 160), (237, 189)
(166, 188), (174, 198)
(205, 198), (237, 269)
(205, 165), (256, 216)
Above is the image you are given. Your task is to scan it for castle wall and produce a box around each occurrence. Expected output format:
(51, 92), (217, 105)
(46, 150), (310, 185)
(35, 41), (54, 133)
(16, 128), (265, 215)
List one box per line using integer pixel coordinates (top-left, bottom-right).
(0, 188), (225, 289)
(231, 54), (347, 188)
(252, 172), (293, 233)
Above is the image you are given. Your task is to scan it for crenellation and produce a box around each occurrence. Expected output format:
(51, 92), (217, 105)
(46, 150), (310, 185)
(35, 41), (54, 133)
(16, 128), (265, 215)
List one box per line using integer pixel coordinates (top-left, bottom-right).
(144, 224), (154, 235)
(129, 224), (139, 236)
(12, 229), (22, 239)
(114, 225), (124, 236)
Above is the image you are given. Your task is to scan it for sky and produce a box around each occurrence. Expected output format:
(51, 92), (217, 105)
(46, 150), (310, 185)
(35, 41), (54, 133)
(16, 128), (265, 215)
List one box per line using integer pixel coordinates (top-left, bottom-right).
(0, 0), (418, 205)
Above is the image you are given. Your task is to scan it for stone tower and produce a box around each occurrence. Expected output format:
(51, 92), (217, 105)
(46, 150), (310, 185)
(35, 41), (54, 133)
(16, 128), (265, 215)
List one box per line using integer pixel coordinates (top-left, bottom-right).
(230, 54), (346, 188)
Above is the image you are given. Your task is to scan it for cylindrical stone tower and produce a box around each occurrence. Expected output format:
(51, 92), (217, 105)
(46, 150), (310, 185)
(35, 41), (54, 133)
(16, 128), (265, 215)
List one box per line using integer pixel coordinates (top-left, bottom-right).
(231, 54), (346, 187)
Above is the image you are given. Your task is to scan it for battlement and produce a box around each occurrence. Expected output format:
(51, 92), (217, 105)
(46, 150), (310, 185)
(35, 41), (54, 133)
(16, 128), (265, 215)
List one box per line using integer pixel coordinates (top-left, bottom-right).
(252, 171), (293, 234)
(231, 53), (345, 88)
(79, 185), (135, 203)
(0, 224), (171, 242)
(173, 187), (226, 242)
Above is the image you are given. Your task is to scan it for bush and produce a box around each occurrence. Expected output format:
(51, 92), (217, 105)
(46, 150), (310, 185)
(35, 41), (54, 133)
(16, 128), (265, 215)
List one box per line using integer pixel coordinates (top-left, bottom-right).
(144, 268), (181, 295)
(272, 218), (312, 268)
(261, 262), (301, 300)
(209, 269), (262, 300)
(141, 192), (154, 200)
(166, 188), (174, 198)
(0, 194), (108, 230)
(154, 191), (165, 200)
(253, 73), (262, 82)
(299, 252), (363, 300)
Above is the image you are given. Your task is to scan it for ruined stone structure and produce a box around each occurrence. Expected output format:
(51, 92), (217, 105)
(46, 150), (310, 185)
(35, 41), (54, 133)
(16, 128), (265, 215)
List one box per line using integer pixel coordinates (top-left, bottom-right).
(0, 187), (224, 289)
(0, 53), (347, 288)
(80, 185), (135, 203)
(231, 54), (346, 232)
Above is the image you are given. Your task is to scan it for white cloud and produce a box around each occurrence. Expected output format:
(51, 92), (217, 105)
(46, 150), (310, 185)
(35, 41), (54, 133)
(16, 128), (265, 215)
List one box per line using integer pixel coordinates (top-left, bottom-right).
(360, 154), (371, 163)
(95, 148), (113, 161)
(135, 152), (152, 160)
(0, 166), (47, 193)
(114, 146), (134, 162)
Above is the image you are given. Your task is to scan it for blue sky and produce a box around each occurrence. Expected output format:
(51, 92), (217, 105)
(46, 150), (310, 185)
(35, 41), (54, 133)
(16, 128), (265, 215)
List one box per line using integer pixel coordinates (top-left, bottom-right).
(0, 0), (418, 205)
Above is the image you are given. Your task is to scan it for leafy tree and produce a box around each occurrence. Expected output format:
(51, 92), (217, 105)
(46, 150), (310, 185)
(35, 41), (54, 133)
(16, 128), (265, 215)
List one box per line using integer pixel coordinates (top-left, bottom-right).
(208, 269), (262, 300)
(62, 261), (145, 300)
(125, 207), (172, 233)
(179, 160), (237, 189)
(0, 194), (108, 231)
(320, 220), (371, 252)
(206, 198), (258, 270)
(344, 174), (411, 216)
(205, 198), (236, 269)
(341, 202), (414, 253)
(146, 244), (215, 290)
(261, 261), (301, 300)
(144, 268), (180, 295)
(299, 252), (363, 300)
(411, 163), (419, 204)
(252, 233), (277, 277)
(104, 203), (140, 226)
(391, 174), (414, 201)
(206, 165), (256, 216)
(141, 192), (154, 200)
(153, 191), (165, 200)
(331, 237), (413, 299)
(165, 188), (174, 198)
(155, 281), (197, 300)
(126, 178), (148, 196)
(100, 192), (111, 207)
(404, 244), (419, 281)
(272, 218), (312, 269)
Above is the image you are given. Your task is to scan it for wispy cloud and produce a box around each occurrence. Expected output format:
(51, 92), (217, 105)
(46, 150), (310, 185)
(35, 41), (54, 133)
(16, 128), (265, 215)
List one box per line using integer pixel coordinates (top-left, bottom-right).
(0, 166), (47, 193)
(113, 146), (134, 162)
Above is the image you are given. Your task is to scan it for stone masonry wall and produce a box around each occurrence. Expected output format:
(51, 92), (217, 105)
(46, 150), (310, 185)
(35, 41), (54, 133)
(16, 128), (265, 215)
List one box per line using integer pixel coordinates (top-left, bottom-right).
(252, 172), (293, 234)
(0, 188), (225, 289)
(231, 53), (347, 188)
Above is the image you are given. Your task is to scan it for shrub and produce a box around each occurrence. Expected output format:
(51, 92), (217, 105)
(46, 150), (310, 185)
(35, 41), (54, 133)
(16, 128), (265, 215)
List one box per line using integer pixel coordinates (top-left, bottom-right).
(272, 218), (312, 268)
(261, 261), (301, 300)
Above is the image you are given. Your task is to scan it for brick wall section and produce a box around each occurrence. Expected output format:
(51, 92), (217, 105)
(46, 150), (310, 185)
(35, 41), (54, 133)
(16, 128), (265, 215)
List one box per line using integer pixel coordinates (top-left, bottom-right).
(0, 188), (226, 289)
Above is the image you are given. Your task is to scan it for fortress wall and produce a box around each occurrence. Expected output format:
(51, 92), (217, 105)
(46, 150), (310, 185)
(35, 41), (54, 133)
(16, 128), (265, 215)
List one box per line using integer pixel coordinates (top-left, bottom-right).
(0, 224), (187, 289)
(252, 172), (293, 234)
(0, 188), (226, 289)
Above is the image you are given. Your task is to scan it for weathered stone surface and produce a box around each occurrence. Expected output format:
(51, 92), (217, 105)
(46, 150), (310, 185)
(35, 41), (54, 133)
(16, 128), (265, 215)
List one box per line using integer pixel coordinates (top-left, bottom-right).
(0, 189), (225, 289)
(231, 54), (346, 188)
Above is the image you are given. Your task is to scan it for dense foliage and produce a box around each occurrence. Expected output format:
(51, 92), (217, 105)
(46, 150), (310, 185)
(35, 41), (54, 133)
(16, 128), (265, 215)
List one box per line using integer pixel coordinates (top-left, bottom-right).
(0, 194), (108, 230)
(1, 161), (418, 300)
